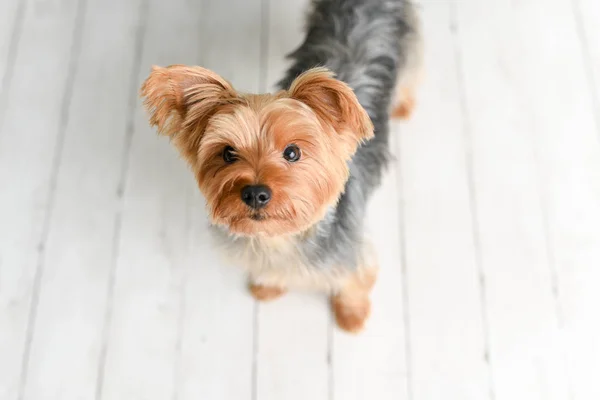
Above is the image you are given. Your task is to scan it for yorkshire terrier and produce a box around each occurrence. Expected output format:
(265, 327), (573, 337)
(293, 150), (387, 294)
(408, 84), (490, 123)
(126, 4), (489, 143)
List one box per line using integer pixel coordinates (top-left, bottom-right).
(140, 0), (422, 333)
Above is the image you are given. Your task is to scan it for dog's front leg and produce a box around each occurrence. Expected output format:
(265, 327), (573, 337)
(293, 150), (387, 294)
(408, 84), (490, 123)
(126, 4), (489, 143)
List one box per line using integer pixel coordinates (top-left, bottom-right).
(248, 281), (287, 302)
(331, 266), (378, 333)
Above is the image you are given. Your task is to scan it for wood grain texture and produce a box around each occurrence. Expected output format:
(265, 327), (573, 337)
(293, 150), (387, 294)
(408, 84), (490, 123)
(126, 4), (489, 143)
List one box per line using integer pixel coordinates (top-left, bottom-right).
(18, 0), (145, 399)
(0, 0), (83, 398)
(398, 2), (490, 399)
(575, 0), (600, 129)
(0, 0), (24, 108)
(97, 0), (197, 398)
(454, 0), (571, 399)
(517, 0), (600, 398)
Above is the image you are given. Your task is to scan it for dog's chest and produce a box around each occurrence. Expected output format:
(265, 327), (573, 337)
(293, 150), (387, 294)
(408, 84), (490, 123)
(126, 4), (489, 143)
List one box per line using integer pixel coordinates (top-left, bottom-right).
(210, 227), (345, 291)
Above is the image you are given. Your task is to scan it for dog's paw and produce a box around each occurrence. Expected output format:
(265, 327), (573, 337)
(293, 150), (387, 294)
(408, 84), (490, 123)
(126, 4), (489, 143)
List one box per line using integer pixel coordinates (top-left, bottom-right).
(391, 94), (416, 120)
(331, 295), (371, 333)
(249, 283), (286, 302)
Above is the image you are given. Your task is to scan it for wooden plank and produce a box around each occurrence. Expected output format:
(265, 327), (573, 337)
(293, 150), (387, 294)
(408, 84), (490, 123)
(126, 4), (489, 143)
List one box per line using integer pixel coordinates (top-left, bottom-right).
(256, 1), (331, 400)
(0, 0), (24, 101)
(516, 0), (600, 398)
(397, 2), (491, 399)
(575, 0), (600, 123)
(17, 1), (146, 399)
(0, 0), (83, 398)
(454, 1), (570, 399)
(176, 0), (261, 399)
(178, 194), (255, 400)
(96, 0), (202, 399)
(0, 0), (22, 61)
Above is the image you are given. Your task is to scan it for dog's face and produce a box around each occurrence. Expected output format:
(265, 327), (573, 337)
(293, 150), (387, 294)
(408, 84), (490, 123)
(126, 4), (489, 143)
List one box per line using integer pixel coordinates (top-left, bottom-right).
(141, 65), (373, 236)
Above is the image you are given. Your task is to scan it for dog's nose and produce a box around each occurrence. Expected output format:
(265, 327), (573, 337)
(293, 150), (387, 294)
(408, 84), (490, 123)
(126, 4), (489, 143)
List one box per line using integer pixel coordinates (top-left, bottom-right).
(241, 185), (272, 209)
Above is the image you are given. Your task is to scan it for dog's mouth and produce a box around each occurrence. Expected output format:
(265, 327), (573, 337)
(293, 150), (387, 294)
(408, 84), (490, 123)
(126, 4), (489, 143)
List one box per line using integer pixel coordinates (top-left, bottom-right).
(221, 213), (283, 237)
(216, 210), (312, 237)
(227, 213), (271, 224)
(250, 213), (266, 221)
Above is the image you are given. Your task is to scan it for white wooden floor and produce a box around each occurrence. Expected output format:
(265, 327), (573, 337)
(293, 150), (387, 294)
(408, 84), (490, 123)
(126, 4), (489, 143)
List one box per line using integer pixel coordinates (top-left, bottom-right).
(1, 0), (600, 399)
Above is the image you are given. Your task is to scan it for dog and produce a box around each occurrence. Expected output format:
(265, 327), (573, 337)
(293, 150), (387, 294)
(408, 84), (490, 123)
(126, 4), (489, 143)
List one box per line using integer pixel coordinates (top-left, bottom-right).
(140, 0), (422, 333)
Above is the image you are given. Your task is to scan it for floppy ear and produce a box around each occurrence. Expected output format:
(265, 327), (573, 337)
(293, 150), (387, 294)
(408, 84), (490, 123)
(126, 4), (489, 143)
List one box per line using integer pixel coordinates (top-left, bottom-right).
(288, 67), (374, 151)
(140, 65), (241, 163)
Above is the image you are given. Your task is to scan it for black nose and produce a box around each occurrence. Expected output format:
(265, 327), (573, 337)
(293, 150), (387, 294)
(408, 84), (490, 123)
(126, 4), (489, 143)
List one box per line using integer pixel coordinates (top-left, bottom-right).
(241, 185), (272, 209)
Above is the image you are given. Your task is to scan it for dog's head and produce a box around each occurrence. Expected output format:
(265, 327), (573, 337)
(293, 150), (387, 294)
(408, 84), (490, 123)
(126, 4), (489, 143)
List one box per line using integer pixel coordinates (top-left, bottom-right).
(140, 65), (373, 236)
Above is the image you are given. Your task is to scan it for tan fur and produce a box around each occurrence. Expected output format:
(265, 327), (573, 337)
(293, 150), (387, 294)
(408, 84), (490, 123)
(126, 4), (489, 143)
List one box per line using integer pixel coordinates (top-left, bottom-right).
(288, 67), (374, 153)
(331, 266), (378, 333)
(218, 233), (369, 292)
(237, 234), (379, 333)
(141, 65), (373, 237)
(140, 65), (377, 333)
(249, 283), (287, 301)
(391, 2), (424, 120)
(391, 86), (416, 119)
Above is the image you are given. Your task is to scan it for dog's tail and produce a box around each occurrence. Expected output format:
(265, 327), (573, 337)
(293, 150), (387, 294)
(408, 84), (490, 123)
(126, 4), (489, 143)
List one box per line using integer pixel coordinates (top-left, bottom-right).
(391, 0), (424, 119)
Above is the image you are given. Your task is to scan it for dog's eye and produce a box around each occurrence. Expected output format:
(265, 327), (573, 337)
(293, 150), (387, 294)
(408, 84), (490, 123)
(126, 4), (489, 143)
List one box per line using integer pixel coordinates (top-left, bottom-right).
(283, 144), (301, 162)
(223, 146), (237, 163)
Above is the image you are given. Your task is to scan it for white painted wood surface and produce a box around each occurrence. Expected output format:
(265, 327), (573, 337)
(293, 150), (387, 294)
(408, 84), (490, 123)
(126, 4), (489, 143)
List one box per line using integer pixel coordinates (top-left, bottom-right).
(576, 0), (600, 118)
(99, 1), (201, 399)
(0, 0), (83, 398)
(519, 1), (600, 399)
(1, 0), (599, 399)
(569, 0), (600, 396)
(0, 0), (23, 104)
(398, 2), (489, 399)
(20, 0), (144, 399)
(454, 1), (573, 399)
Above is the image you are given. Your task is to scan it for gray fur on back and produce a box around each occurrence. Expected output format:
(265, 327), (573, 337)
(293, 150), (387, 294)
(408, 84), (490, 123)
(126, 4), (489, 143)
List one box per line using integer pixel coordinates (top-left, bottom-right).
(277, 0), (420, 270)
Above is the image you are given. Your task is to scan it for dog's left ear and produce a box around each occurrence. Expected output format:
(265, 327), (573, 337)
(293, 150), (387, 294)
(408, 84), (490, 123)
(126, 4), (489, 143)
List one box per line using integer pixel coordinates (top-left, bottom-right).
(288, 67), (374, 151)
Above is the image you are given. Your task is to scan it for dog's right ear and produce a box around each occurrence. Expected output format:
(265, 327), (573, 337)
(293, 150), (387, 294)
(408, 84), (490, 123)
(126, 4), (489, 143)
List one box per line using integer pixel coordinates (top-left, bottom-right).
(140, 65), (240, 162)
(287, 67), (374, 156)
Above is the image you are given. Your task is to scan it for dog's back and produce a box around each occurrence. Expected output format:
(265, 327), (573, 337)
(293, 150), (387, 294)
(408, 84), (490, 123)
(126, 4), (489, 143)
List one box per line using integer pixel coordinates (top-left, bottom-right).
(280, 0), (421, 125)
(280, 0), (422, 270)
(280, 0), (421, 189)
